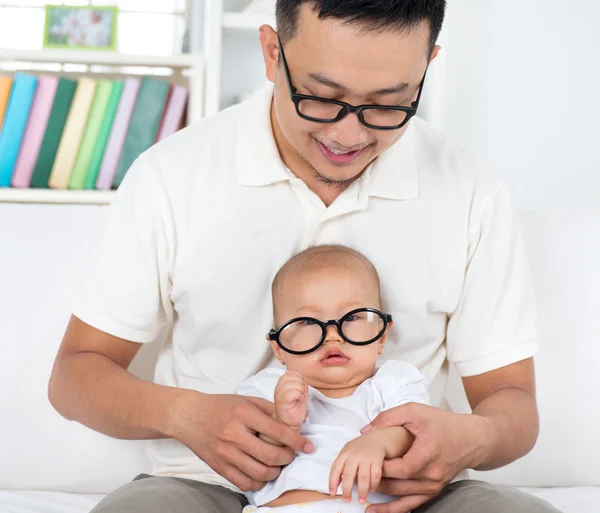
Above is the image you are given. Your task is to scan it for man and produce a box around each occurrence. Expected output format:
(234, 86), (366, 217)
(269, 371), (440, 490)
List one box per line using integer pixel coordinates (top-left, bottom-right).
(48, 1), (560, 513)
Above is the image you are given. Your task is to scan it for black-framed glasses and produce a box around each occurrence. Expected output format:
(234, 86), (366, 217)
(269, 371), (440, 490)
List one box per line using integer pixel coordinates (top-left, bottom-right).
(278, 36), (427, 131)
(268, 307), (393, 355)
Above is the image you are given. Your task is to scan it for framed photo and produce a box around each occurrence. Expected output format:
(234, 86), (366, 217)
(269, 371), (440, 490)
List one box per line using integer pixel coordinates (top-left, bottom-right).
(43, 5), (118, 51)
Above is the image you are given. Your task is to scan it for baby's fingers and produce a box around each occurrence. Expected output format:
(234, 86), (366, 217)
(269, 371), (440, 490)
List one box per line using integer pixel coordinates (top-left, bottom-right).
(329, 455), (345, 496)
(342, 461), (358, 502)
(370, 463), (382, 493)
(357, 463), (371, 504)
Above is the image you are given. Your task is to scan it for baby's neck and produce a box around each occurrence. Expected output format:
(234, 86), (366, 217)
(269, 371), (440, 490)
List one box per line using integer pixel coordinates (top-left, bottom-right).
(315, 383), (361, 399)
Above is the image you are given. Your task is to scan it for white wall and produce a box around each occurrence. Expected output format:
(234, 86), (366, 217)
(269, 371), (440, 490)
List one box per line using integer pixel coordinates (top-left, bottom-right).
(438, 0), (600, 211)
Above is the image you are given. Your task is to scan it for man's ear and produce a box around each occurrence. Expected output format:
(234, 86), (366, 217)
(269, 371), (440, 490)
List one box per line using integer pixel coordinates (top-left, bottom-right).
(429, 44), (441, 63)
(259, 24), (280, 83)
(267, 334), (286, 365)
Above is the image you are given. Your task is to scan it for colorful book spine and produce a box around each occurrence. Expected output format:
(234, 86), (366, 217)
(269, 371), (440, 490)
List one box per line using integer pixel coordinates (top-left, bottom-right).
(48, 77), (97, 189)
(11, 76), (59, 188)
(83, 79), (124, 190)
(113, 77), (170, 188)
(96, 78), (140, 190)
(30, 77), (77, 188)
(0, 76), (12, 133)
(69, 80), (114, 190)
(0, 73), (38, 187)
(156, 85), (188, 142)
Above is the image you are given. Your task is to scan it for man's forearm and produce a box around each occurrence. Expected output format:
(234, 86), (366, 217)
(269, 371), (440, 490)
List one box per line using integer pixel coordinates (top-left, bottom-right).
(49, 352), (186, 440)
(470, 387), (539, 471)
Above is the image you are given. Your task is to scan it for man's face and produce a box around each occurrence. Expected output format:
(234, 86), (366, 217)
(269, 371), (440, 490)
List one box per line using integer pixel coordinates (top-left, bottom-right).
(261, 5), (435, 187)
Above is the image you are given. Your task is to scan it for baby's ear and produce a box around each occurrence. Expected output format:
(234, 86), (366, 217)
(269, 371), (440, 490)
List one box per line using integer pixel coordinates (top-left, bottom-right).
(266, 334), (286, 364)
(378, 320), (393, 355)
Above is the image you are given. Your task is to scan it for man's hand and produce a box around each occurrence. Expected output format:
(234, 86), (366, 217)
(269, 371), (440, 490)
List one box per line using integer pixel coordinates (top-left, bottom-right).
(169, 391), (315, 492)
(274, 371), (309, 428)
(360, 402), (489, 513)
(329, 431), (387, 504)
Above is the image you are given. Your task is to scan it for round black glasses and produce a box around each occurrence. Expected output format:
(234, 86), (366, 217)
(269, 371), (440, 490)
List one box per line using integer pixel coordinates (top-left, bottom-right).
(278, 36), (428, 131)
(268, 307), (393, 355)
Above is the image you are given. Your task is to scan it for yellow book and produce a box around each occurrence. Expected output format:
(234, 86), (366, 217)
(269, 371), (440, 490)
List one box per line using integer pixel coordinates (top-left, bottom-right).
(0, 76), (13, 132)
(48, 77), (97, 189)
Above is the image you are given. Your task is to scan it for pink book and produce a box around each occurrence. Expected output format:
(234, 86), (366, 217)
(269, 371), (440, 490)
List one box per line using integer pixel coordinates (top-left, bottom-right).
(95, 78), (140, 190)
(156, 85), (188, 142)
(11, 76), (59, 188)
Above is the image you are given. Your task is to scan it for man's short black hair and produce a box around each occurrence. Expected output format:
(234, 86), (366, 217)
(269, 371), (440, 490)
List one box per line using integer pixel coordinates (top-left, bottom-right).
(276, 0), (446, 55)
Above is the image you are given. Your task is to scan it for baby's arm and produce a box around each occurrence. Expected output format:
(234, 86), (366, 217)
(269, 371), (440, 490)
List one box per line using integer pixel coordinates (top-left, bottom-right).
(259, 371), (308, 446)
(329, 425), (414, 504)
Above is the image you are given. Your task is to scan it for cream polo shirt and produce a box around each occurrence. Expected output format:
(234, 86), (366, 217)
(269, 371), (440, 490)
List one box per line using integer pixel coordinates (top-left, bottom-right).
(74, 85), (539, 490)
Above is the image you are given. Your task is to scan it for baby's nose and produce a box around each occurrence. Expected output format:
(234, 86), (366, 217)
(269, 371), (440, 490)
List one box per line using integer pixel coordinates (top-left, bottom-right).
(324, 324), (344, 343)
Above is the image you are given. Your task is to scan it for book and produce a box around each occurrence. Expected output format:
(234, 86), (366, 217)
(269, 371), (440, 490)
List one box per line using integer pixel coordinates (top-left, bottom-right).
(11, 76), (59, 188)
(0, 76), (12, 133)
(95, 78), (140, 190)
(30, 77), (77, 188)
(69, 80), (114, 190)
(48, 77), (97, 189)
(113, 77), (170, 188)
(156, 84), (188, 142)
(83, 79), (124, 190)
(0, 73), (38, 187)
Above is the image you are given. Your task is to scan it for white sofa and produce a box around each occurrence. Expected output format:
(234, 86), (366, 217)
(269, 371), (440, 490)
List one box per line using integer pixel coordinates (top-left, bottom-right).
(1, 203), (599, 513)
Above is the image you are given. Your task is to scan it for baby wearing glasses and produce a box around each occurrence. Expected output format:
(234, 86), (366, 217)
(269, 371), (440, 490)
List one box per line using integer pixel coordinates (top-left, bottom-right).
(238, 245), (430, 513)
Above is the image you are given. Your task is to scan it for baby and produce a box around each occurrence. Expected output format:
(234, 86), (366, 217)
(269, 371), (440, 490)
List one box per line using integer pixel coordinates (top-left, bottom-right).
(238, 245), (430, 513)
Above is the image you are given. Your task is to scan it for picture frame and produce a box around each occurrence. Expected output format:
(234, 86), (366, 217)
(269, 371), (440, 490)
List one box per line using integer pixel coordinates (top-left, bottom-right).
(43, 5), (118, 51)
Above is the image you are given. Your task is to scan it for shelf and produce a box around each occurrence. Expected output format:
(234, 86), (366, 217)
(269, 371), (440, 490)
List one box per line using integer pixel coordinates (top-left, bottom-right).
(222, 12), (275, 30)
(0, 49), (202, 68)
(0, 188), (116, 205)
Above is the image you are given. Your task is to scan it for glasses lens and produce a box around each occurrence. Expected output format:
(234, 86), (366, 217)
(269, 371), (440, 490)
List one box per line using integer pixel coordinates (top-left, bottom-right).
(340, 310), (386, 343)
(361, 107), (409, 128)
(297, 99), (343, 122)
(279, 319), (323, 352)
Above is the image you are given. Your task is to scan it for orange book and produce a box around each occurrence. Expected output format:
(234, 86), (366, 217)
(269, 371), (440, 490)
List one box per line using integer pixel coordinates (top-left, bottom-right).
(0, 76), (13, 132)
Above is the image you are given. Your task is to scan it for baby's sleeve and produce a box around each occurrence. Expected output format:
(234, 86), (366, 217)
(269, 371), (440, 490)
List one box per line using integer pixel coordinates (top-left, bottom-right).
(236, 367), (285, 403)
(371, 360), (430, 413)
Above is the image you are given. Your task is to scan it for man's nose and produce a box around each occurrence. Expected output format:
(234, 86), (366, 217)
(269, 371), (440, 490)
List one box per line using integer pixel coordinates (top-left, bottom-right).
(325, 112), (369, 149)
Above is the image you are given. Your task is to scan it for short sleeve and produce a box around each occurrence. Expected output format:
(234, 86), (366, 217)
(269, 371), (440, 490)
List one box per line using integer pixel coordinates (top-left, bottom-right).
(72, 155), (174, 343)
(372, 360), (430, 412)
(446, 183), (540, 377)
(236, 367), (285, 402)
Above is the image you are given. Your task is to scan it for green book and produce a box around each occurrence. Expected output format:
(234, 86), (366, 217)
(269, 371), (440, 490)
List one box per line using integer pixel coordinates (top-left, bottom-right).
(69, 80), (114, 189)
(30, 77), (77, 188)
(83, 79), (124, 190)
(112, 77), (170, 188)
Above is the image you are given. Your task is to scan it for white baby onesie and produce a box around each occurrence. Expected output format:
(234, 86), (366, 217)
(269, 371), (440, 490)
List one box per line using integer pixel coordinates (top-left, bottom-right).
(237, 360), (430, 506)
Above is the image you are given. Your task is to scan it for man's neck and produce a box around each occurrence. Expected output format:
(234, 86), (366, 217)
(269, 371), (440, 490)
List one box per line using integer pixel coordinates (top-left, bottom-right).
(270, 104), (353, 207)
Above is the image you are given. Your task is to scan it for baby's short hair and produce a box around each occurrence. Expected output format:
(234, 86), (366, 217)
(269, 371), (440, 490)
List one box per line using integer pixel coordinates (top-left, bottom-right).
(271, 244), (381, 302)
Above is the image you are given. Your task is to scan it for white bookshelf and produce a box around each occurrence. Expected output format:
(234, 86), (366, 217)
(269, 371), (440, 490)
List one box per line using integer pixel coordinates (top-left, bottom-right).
(0, 49), (205, 205)
(203, 1), (276, 116)
(0, 188), (116, 205)
(222, 12), (275, 30)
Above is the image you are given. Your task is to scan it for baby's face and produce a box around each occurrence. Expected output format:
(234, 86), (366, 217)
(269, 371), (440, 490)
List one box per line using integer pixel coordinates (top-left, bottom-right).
(270, 265), (390, 398)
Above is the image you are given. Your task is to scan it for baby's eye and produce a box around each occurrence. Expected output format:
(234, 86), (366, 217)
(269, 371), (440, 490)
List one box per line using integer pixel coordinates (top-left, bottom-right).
(345, 315), (358, 322)
(300, 319), (318, 326)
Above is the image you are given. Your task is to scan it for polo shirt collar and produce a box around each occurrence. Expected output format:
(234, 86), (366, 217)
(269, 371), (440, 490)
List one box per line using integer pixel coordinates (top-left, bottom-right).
(237, 85), (291, 187)
(236, 84), (419, 201)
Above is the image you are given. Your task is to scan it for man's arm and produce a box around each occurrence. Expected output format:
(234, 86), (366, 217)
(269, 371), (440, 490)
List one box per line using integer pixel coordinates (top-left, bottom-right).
(49, 315), (313, 491)
(463, 357), (539, 470)
(361, 358), (539, 513)
(48, 315), (180, 439)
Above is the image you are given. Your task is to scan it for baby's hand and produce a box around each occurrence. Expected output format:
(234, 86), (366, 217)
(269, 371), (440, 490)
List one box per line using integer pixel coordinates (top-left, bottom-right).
(274, 371), (308, 429)
(329, 433), (386, 504)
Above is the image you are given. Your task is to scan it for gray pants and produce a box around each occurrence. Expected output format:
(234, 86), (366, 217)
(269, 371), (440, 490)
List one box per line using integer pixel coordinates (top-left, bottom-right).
(90, 474), (561, 513)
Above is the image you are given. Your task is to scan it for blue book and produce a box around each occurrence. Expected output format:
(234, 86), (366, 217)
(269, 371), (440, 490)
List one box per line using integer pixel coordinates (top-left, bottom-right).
(0, 73), (38, 187)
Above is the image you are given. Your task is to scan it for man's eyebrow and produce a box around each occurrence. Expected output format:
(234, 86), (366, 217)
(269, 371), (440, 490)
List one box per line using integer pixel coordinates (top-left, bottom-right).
(308, 72), (409, 96)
